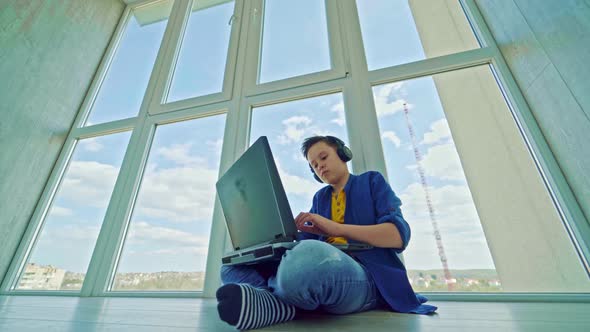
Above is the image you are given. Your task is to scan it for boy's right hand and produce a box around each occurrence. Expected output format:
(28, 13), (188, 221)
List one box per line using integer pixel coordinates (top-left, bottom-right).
(294, 212), (338, 237)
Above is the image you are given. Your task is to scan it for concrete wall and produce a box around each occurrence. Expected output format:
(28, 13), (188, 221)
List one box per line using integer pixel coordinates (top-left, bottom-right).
(0, 0), (124, 284)
(475, 0), (590, 224)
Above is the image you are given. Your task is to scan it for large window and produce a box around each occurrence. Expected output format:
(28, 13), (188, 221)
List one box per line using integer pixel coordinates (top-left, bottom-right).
(6, 0), (587, 297)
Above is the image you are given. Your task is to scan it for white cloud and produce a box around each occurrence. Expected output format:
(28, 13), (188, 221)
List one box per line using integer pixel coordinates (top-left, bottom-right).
(207, 139), (223, 154)
(56, 153), (219, 224)
(293, 152), (308, 163)
(59, 161), (120, 208)
(66, 225), (101, 240)
(206, 139), (223, 161)
(400, 182), (476, 219)
(373, 82), (413, 117)
(35, 158), (219, 272)
(399, 182), (495, 269)
(143, 247), (208, 256)
(375, 98), (411, 117)
(121, 221), (210, 271)
(156, 143), (205, 166)
(50, 205), (74, 217)
(278, 116), (313, 144)
(275, 160), (319, 199)
(381, 130), (401, 148)
(27, 223), (102, 273)
(419, 143), (465, 181)
(421, 119), (452, 145)
(128, 221), (208, 248)
(330, 101), (346, 127)
(42, 224), (101, 242)
(383, 81), (405, 94)
(79, 137), (104, 152)
(135, 165), (218, 223)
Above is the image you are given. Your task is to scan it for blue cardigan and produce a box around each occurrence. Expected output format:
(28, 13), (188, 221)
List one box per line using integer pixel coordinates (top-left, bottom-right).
(298, 171), (437, 314)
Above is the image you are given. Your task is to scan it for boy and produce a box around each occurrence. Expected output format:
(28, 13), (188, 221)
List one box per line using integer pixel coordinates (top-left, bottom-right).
(216, 136), (436, 330)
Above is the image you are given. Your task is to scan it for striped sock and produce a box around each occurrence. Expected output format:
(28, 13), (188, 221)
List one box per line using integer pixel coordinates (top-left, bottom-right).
(216, 283), (296, 330)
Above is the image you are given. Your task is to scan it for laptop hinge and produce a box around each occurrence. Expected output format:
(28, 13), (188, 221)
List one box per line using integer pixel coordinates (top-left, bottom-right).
(270, 234), (296, 243)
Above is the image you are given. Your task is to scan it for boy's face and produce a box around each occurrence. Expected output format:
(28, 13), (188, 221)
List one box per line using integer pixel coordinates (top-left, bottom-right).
(306, 141), (348, 184)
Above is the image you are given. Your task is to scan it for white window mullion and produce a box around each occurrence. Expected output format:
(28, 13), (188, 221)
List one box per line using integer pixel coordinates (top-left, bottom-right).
(325, 0), (346, 77)
(243, 0), (347, 97)
(241, 0), (263, 95)
(337, 0), (387, 177)
(146, 0), (192, 114)
(367, 47), (494, 86)
(71, 118), (138, 139)
(149, 0), (243, 115)
(80, 119), (155, 296)
(81, 0), (190, 296)
(201, 0), (253, 297)
(76, 7), (134, 129)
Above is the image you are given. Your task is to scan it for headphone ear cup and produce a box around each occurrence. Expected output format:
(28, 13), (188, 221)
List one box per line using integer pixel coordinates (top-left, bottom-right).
(338, 145), (353, 162)
(313, 173), (323, 183)
(327, 136), (353, 162)
(310, 164), (323, 183)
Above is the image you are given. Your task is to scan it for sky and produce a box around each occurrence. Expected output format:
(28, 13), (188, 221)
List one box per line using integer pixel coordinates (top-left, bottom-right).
(23, 0), (496, 290)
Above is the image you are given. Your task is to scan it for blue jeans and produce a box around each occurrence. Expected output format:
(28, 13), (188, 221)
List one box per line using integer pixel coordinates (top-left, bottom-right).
(220, 240), (381, 314)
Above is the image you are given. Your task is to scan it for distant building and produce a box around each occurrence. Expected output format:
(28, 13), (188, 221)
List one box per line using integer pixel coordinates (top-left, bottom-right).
(488, 280), (501, 287)
(445, 278), (457, 285)
(414, 277), (430, 288)
(18, 263), (65, 290)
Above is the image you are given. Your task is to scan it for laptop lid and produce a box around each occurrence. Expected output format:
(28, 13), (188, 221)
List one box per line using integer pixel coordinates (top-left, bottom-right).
(216, 136), (298, 251)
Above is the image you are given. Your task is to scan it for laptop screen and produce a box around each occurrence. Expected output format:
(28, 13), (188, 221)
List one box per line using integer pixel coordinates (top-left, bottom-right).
(216, 136), (298, 250)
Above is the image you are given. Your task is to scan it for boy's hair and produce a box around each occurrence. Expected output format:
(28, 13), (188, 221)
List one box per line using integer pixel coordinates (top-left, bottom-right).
(300, 136), (343, 159)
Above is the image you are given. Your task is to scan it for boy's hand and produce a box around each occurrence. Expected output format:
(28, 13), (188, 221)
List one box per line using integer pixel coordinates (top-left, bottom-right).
(294, 212), (342, 237)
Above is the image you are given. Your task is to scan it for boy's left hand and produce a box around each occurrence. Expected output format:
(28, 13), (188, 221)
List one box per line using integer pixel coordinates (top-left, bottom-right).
(294, 212), (342, 237)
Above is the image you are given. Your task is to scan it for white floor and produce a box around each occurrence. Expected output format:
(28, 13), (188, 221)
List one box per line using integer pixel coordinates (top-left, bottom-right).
(0, 295), (588, 331)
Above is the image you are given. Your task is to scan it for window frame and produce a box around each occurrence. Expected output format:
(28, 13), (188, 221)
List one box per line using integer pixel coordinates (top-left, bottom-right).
(242, 0), (347, 97)
(149, 0), (244, 115)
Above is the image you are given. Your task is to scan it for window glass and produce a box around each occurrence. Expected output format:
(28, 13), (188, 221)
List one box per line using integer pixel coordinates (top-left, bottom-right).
(259, 0), (331, 83)
(166, 1), (235, 103)
(357, 0), (479, 71)
(16, 132), (131, 290)
(372, 69), (500, 292)
(85, 0), (173, 125)
(112, 114), (226, 291)
(250, 93), (347, 215)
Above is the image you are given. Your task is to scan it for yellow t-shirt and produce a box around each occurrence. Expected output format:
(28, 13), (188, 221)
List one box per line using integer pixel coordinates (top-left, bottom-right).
(327, 190), (348, 244)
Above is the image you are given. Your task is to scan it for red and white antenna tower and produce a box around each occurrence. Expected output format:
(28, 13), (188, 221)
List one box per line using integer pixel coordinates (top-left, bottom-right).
(402, 102), (454, 290)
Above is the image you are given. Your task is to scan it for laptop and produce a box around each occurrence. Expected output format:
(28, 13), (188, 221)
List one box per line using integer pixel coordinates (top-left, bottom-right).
(216, 136), (372, 266)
